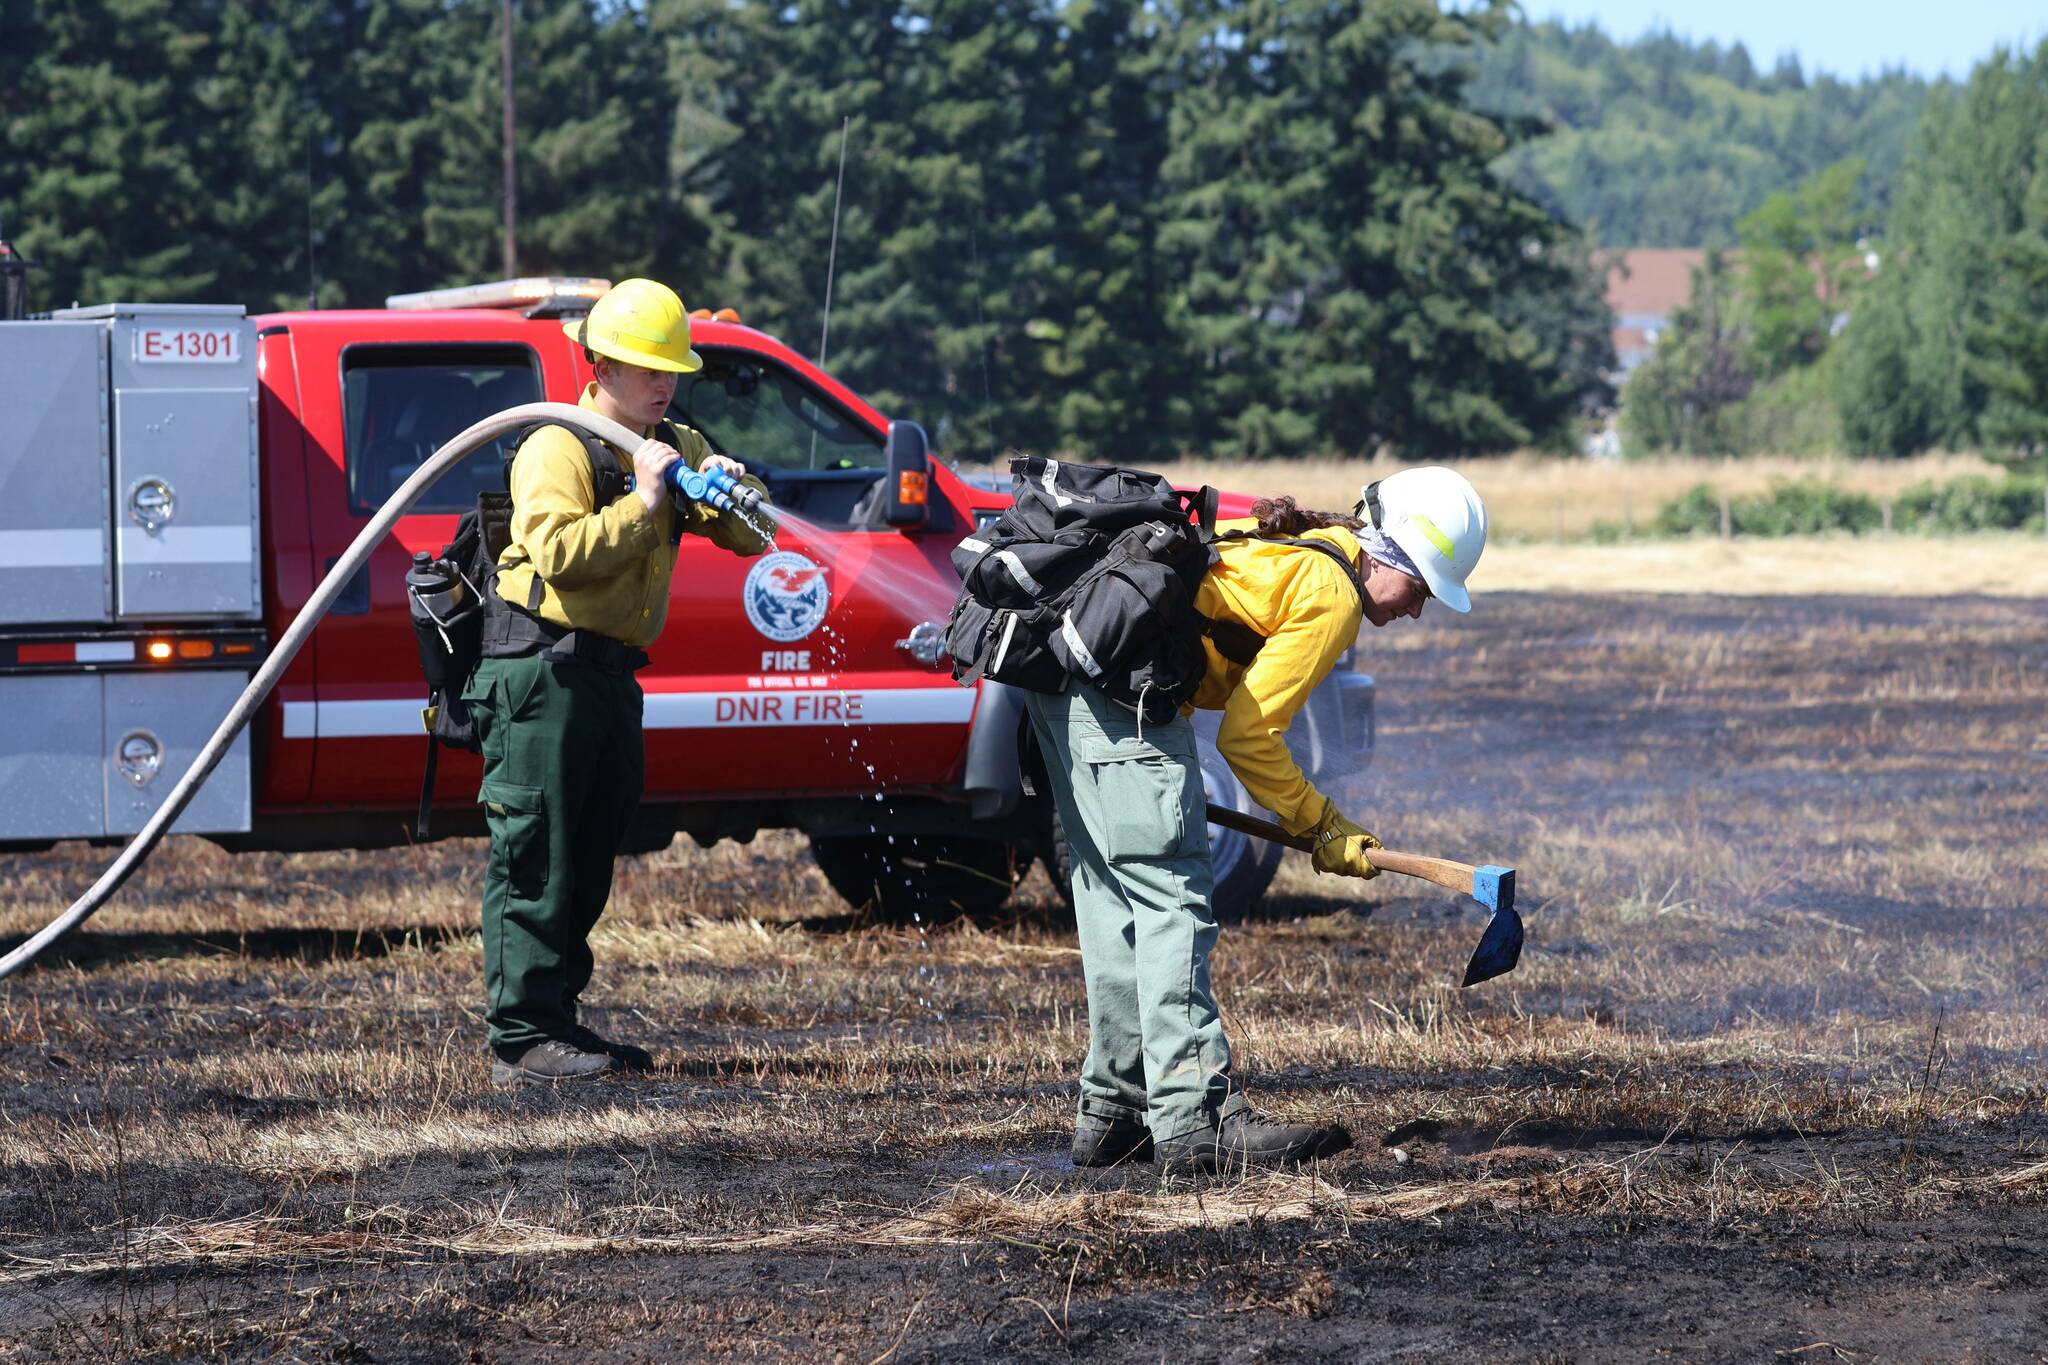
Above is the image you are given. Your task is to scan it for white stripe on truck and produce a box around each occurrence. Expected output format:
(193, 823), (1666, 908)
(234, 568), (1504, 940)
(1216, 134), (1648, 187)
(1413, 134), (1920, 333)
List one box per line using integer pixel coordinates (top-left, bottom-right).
(118, 525), (255, 566)
(281, 687), (976, 739)
(0, 528), (104, 569)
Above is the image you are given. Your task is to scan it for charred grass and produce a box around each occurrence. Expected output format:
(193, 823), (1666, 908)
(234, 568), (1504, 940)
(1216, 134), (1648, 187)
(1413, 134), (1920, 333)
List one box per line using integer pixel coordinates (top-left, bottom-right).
(1, 593), (2045, 1360)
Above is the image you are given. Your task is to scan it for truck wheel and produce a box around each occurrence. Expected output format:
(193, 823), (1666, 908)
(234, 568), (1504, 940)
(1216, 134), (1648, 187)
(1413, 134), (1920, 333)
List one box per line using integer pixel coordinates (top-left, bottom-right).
(1198, 741), (1287, 920)
(809, 834), (1026, 922)
(1035, 738), (1286, 923)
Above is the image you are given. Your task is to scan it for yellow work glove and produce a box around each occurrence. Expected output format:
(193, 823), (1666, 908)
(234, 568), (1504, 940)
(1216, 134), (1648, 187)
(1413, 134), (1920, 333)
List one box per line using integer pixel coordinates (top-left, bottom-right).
(1310, 799), (1382, 880)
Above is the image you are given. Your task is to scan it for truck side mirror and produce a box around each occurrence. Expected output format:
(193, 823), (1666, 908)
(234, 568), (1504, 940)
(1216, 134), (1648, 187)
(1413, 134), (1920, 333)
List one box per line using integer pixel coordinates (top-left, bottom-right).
(883, 419), (931, 528)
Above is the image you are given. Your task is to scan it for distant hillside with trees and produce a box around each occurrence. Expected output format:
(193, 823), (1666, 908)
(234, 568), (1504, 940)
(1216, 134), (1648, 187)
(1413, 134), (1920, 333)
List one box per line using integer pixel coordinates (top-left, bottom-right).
(1448, 20), (1935, 249)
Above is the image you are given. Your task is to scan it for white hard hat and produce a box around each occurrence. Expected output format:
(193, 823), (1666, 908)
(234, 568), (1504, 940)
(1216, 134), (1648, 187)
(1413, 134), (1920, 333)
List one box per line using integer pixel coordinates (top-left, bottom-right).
(1359, 466), (1488, 613)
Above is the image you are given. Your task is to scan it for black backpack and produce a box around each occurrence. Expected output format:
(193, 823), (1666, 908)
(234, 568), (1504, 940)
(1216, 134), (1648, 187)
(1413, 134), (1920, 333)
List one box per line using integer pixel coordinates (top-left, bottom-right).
(409, 422), (671, 835)
(945, 457), (1362, 723)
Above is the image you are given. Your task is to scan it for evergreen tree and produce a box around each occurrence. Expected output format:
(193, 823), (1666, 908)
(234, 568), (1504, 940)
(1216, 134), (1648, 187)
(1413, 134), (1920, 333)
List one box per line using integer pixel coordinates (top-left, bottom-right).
(649, 0), (763, 304)
(0, 1), (41, 262)
(1836, 42), (2048, 453)
(707, 0), (920, 423)
(6, 0), (228, 305)
(1156, 0), (1331, 455)
(1836, 282), (1928, 456)
(1966, 162), (2048, 460)
(1160, 0), (1609, 456)
(334, 0), (493, 300)
(1013, 0), (1180, 460)
(4, 0), (1618, 459)
(211, 1), (350, 311)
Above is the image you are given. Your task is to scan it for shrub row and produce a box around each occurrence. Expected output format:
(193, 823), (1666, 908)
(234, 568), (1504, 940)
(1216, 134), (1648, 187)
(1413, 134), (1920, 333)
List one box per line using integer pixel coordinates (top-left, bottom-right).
(1893, 476), (2048, 533)
(1645, 475), (2048, 538)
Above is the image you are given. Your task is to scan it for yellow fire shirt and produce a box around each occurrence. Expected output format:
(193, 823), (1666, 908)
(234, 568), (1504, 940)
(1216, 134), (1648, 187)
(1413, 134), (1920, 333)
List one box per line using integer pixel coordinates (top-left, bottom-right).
(1189, 521), (1364, 835)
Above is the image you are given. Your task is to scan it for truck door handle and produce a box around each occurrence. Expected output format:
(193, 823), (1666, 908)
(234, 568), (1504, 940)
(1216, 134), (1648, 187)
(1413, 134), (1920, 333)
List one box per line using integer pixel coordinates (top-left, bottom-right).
(128, 478), (177, 531)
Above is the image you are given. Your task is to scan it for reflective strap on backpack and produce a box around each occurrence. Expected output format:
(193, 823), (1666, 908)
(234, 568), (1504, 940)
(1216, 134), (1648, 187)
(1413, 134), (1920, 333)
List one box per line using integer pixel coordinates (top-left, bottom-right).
(1058, 611), (1104, 679)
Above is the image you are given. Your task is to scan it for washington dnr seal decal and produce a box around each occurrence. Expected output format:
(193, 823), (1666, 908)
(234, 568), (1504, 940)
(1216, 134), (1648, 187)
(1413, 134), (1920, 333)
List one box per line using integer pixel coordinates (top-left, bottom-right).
(743, 551), (830, 643)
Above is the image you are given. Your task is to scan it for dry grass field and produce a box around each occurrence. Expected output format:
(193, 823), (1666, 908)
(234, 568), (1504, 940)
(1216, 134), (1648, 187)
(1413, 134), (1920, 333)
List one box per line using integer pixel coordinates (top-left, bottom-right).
(1162, 451), (2048, 596)
(1483, 533), (2048, 598)
(1155, 451), (2007, 543)
(4, 590), (2048, 1360)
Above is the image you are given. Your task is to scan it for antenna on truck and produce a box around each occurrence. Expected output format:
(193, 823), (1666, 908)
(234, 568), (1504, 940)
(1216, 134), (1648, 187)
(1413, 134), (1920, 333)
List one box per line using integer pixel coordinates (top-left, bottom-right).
(818, 114), (851, 369)
(810, 115), (853, 469)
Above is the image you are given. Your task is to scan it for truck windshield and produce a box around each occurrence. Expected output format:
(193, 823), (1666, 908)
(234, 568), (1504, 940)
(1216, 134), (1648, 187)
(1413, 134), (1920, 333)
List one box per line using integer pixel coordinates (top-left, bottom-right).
(672, 352), (882, 472)
(341, 345), (542, 515)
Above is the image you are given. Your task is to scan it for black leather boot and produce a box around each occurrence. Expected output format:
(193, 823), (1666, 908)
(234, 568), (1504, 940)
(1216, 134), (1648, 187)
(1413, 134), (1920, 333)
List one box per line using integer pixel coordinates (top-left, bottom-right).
(1153, 1111), (1351, 1173)
(1072, 1114), (1153, 1167)
(566, 1023), (655, 1073)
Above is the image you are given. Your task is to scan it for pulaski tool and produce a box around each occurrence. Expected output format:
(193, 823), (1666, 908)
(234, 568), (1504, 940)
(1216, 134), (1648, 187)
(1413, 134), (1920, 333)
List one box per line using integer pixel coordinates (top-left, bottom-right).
(1204, 804), (1523, 986)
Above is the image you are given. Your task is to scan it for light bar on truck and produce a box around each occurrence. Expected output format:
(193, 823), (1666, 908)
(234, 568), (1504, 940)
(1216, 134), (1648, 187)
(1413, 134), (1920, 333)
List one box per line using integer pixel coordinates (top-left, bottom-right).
(384, 277), (612, 317)
(0, 630), (265, 673)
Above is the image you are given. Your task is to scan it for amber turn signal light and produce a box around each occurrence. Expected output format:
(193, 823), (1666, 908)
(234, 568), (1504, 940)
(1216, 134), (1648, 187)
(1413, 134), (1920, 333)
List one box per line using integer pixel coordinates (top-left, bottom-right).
(897, 471), (928, 506)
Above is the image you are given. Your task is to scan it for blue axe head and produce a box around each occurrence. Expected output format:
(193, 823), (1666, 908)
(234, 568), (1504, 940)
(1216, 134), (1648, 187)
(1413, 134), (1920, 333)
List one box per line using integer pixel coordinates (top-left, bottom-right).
(1461, 865), (1523, 987)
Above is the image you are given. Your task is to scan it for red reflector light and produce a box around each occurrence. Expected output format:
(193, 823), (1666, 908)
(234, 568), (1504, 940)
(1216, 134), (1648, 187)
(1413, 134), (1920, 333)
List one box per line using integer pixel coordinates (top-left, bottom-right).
(897, 471), (929, 506)
(177, 640), (215, 660)
(17, 643), (72, 664)
(147, 640), (173, 661)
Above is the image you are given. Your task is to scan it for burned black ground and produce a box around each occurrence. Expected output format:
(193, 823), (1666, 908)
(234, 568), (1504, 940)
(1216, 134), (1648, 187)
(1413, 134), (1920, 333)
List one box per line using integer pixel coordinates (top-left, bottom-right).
(2, 592), (2045, 1361)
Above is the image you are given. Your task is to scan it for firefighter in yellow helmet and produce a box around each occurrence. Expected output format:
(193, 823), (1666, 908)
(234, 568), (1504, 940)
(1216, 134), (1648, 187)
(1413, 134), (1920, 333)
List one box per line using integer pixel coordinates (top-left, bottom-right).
(466, 278), (772, 1086)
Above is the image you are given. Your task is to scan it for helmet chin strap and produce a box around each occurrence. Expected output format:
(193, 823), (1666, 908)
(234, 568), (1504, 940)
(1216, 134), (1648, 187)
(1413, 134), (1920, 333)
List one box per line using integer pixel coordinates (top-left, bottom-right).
(1354, 479), (1386, 529)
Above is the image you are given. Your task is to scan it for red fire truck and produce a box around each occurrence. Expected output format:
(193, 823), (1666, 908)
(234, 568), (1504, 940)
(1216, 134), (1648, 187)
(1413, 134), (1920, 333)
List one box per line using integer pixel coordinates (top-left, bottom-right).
(0, 276), (1372, 918)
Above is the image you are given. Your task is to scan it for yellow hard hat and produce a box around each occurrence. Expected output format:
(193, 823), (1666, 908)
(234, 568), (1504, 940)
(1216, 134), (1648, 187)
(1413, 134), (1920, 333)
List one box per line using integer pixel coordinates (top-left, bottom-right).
(564, 277), (702, 373)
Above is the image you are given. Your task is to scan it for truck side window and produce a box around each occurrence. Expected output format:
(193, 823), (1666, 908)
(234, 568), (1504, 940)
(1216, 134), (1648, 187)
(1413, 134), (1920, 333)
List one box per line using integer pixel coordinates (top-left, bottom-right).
(340, 344), (543, 515)
(674, 352), (884, 472)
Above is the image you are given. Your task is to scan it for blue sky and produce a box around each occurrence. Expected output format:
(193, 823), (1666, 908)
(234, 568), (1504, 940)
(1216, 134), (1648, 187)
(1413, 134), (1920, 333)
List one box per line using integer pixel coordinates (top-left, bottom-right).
(1525, 1), (2042, 80)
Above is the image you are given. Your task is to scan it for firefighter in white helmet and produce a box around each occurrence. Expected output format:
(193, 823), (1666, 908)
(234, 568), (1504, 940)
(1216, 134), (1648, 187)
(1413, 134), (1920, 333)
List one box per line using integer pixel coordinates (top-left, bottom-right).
(1045, 465), (1487, 1174)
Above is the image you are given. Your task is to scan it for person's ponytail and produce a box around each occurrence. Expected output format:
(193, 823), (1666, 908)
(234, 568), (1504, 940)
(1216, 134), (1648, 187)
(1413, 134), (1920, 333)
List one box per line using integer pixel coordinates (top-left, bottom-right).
(1249, 495), (1365, 538)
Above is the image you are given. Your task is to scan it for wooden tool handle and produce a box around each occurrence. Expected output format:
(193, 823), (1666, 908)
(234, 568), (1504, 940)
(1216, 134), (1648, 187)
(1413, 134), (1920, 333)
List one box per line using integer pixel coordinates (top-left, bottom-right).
(1363, 849), (1478, 896)
(1205, 803), (1477, 894)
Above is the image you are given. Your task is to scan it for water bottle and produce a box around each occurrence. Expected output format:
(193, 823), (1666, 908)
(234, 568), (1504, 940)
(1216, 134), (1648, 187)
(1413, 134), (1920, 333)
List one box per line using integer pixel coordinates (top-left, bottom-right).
(407, 552), (479, 693)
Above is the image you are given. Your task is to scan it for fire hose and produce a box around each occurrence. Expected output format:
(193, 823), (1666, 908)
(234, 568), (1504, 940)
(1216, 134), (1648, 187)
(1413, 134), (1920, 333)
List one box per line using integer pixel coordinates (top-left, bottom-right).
(0, 402), (677, 983)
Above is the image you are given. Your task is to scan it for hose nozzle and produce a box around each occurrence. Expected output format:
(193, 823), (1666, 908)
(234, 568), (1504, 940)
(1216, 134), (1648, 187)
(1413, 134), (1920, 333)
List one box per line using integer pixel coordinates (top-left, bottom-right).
(665, 461), (746, 513)
(665, 461), (776, 542)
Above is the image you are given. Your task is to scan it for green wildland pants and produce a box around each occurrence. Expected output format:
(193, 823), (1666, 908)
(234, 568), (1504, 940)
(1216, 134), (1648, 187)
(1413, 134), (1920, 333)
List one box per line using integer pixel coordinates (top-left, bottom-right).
(465, 653), (645, 1054)
(1025, 686), (1246, 1140)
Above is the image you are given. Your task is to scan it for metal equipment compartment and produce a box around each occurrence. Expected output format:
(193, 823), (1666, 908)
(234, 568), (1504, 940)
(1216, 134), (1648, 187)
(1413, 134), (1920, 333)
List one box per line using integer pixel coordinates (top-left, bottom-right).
(0, 669), (253, 842)
(56, 303), (262, 621)
(0, 675), (107, 839)
(0, 321), (111, 625)
(102, 671), (253, 836)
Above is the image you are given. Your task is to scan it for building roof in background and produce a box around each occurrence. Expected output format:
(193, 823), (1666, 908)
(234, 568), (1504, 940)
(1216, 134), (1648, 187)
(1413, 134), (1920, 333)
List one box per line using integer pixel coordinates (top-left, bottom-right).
(1598, 248), (1704, 321)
